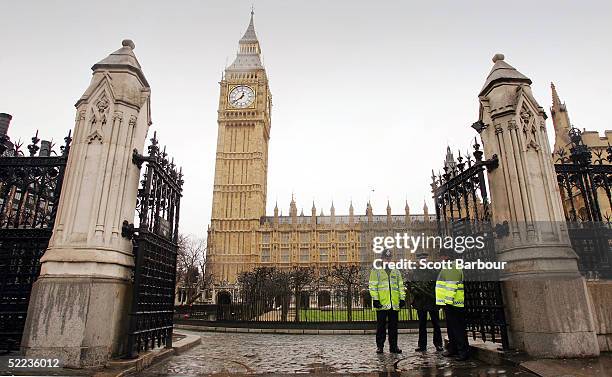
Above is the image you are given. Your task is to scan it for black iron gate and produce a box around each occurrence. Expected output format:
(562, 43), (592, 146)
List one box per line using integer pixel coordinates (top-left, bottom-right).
(126, 132), (183, 357)
(431, 139), (509, 349)
(554, 127), (612, 279)
(0, 131), (71, 350)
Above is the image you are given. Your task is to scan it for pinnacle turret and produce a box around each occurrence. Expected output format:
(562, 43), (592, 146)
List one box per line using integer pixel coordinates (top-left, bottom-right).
(91, 39), (148, 87)
(480, 54), (531, 96)
(550, 82), (572, 152)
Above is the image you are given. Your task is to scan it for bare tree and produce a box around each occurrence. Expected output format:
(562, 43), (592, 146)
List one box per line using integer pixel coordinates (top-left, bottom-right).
(287, 267), (316, 322)
(269, 269), (291, 321)
(238, 267), (277, 319)
(330, 264), (367, 321)
(176, 234), (207, 304)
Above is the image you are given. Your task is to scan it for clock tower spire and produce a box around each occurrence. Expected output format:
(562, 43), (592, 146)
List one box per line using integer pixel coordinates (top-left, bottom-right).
(208, 11), (272, 283)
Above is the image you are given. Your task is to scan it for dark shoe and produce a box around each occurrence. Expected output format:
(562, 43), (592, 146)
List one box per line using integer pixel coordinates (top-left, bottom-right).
(390, 348), (403, 354)
(455, 353), (469, 361)
(442, 350), (457, 357)
(376, 347), (384, 354)
(435, 346), (444, 352)
(414, 347), (426, 352)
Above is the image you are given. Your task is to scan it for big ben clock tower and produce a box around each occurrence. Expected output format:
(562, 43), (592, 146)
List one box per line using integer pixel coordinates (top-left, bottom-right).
(208, 11), (272, 283)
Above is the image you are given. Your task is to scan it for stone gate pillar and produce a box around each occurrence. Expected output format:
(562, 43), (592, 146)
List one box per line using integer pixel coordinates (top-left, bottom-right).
(476, 54), (599, 357)
(21, 40), (151, 367)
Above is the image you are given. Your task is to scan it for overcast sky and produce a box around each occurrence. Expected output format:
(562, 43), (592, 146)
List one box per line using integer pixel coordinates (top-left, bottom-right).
(1, 1), (611, 236)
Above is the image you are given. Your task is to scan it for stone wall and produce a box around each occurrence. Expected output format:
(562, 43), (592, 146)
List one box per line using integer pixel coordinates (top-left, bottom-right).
(586, 281), (612, 352)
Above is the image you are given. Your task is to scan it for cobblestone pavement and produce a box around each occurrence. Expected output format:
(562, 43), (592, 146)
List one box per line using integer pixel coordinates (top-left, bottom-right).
(137, 330), (537, 376)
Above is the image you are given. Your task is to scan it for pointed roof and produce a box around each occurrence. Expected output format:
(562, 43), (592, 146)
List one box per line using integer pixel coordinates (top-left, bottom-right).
(551, 82), (567, 112)
(480, 54), (531, 96)
(551, 82), (561, 107)
(240, 11), (258, 43)
(227, 11), (263, 71)
(92, 39), (148, 87)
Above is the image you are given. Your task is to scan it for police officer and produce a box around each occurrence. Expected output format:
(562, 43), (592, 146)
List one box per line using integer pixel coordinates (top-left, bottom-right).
(369, 249), (406, 354)
(435, 252), (469, 361)
(409, 253), (444, 352)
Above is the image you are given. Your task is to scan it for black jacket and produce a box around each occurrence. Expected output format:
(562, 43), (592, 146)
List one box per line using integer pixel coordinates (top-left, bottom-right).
(408, 269), (437, 312)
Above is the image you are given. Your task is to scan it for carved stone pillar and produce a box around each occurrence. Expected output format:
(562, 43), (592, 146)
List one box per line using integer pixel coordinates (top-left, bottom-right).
(21, 40), (151, 367)
(477, 54), (599, 357)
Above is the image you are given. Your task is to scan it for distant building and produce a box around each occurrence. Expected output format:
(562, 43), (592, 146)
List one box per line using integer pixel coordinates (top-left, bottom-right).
(550, 83), (612, 220)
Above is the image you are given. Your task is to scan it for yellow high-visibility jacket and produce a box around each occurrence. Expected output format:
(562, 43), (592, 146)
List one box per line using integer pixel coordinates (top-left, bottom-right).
(435, 261), (464, 308)
(369, 268), (405, 311)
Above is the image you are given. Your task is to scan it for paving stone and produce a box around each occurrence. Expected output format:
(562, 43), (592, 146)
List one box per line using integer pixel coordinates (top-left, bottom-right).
(136, 330), (538, 376)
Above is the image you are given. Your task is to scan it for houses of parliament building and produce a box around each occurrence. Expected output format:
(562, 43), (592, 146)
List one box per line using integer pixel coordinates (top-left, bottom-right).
(205, 13), (436, 286)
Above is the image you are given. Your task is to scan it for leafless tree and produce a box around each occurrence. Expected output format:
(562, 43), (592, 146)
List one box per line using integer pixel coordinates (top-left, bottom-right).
(269, 268), (291, 321)
(329, 264), (367, 321)
(288, 267), (316, 322)
(237, 267), (277, 319)
(176, 233), (207, 304)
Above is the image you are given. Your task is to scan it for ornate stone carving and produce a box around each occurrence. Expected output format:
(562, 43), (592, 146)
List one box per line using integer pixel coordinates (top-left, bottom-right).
(520, 105), (539, 152)
(113, 111), (123, 122)
(86, 93), (110, 144)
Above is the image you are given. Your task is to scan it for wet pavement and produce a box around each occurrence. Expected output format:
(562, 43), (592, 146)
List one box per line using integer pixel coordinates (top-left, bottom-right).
(137, 330), (537, 376)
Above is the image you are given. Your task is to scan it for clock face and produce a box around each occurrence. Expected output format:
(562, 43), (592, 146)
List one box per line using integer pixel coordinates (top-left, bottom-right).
(228, 85), (255, 108)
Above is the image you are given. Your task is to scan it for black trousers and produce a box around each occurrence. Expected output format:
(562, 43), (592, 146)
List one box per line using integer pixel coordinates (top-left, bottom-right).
(376, 309), (398, 349)
(417, 309), (443, 349)
(444, 305), (468, 356)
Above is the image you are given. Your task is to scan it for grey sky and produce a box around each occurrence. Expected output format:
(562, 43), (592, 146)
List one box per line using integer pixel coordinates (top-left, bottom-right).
(1, 1), (611, 236)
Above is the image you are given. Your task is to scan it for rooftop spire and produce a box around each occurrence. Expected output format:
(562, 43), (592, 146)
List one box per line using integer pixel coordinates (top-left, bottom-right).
(241, 9), (258, 43)
(551, 82), (561, 107)
(551, 82), (567, 113)
(226, 11), (263, 71)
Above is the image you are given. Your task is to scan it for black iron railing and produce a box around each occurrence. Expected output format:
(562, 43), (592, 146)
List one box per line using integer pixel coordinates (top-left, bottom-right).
(555, 127), (612, 279)
(126, 132), (183, 358)
(175, 288), (445, 326)
(431, 139), (509, 349)
(0, 130), (71, 351)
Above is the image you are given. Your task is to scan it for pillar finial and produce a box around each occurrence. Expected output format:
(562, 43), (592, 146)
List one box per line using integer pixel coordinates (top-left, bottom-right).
(492, 53), (504, 63)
